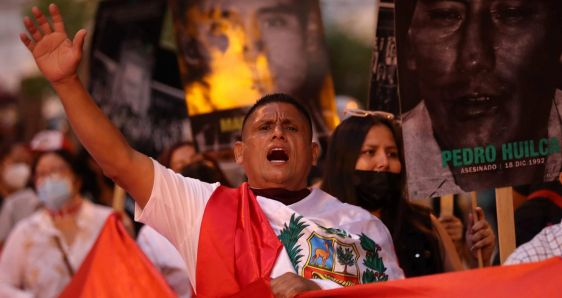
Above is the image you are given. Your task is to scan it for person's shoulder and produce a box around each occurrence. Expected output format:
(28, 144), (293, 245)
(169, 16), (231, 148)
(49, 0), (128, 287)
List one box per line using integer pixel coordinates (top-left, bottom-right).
(84, 199), (112, 212)
(81, 200), (113, 222)
(7, 209), (47, 235)
(4, 188), (37, 201)
(309, 188), (368, 213)
(543, 220), (562, 239)
(151, 156), (221, 190)
(309, 188), (338, 203)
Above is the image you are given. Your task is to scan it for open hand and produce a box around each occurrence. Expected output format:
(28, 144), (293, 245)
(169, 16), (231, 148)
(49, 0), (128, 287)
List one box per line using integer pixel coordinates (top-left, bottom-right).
(20, 4), (86, 84)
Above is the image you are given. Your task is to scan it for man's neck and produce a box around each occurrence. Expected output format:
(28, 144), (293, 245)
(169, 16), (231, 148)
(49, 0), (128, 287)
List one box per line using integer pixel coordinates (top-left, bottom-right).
(250, 187), (311, 205)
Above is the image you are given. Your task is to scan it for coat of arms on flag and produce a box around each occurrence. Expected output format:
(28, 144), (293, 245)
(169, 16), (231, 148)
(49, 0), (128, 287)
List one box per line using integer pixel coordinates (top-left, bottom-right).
(303, 232), (360, 287)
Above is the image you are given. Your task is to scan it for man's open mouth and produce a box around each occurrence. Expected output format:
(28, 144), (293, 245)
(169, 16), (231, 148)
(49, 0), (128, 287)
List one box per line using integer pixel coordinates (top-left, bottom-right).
(453, 93), (500, 120)
(267, 148), (289, 163)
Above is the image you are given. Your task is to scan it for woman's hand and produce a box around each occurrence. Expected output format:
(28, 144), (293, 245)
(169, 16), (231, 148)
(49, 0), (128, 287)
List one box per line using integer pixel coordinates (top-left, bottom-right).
(20, 4), (86, 84)
(439, 214), (464, 242)
(466, 207), (496, 266)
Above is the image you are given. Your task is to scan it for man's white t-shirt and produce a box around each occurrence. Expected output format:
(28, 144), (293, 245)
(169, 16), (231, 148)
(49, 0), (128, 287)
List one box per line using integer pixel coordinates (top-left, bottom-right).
(135, 160), (404, 293)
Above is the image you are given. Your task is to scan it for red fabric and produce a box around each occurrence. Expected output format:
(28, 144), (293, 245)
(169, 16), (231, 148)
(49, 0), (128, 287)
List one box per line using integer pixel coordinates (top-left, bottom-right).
(298, 257), (562, 298)
(196, 183), (282, 297)
(59, 213), (175, 298)
(528, 190), (562, 209)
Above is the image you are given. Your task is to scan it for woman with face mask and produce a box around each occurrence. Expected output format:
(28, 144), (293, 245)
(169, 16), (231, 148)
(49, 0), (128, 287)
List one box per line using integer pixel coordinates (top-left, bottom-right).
(0, 149), (112, 297)
(0, 144), (33, 205)
(0, 143), (40, 248)
(321, 111), (496, 277)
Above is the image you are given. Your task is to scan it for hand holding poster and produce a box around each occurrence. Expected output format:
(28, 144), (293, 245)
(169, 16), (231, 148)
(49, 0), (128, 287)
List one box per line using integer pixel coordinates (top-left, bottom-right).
(395, 0), (562, 198)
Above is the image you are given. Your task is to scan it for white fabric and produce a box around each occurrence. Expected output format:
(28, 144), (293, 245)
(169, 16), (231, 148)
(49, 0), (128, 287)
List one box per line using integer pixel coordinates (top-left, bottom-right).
(0, 188), (41, 243)
(505, 219), (562, 265)
(0, 200), (112, 298)
(403, 96), (562, 199)
(135, 159), (404, 293)
(137, 225), (191, 298)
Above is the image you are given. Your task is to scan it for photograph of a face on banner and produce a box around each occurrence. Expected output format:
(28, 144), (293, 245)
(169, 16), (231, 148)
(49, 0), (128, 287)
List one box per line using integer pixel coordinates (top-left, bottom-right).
(395, 0), (562, 198)
(170, 0), (337, 152)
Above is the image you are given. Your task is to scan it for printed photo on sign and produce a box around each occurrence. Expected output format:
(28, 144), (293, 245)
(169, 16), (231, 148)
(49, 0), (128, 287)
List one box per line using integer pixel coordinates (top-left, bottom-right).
(169, 0), (338, 152)
(394, 0), (562, 198)
(89, 1), (190, 157)
(369, 0), (399, 114)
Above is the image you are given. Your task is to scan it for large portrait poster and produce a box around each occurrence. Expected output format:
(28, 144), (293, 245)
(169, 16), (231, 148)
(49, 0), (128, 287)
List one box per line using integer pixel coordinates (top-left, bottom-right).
(395, 0), (562, 198)
(89, 0), (191, 158)
(169, 0), (337, 152)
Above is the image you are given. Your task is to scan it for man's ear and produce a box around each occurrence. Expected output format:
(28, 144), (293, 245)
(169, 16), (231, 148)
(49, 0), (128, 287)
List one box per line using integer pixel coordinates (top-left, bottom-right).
(233, 141), (244, 165)
(311, 142), (320, 166)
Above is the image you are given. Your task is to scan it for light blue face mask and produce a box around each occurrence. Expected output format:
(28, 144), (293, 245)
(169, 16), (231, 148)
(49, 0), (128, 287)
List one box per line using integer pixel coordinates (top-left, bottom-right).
(37, 177), (72, 211)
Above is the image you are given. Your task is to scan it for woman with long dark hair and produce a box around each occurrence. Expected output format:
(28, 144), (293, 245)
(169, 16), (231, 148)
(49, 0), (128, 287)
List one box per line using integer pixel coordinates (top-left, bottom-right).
(322, 111), (495, 277)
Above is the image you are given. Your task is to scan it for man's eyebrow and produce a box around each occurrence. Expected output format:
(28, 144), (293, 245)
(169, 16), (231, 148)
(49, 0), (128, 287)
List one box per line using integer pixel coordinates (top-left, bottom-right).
(255, 118), (275, 125)
(258, 4), (299, 15)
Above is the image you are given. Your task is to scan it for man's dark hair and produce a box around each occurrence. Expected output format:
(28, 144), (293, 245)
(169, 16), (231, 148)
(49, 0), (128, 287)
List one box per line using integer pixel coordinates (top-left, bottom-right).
(240, 93), (313, 139)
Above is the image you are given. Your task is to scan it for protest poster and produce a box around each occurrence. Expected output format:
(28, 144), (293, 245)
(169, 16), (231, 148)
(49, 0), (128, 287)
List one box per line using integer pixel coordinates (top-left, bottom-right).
(169, 0), (337, 152)
(395, 0), (562, 198)
(89, 0), (190, 158)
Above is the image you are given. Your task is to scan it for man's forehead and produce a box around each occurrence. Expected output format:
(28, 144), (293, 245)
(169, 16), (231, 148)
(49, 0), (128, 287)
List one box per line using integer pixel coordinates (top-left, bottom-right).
(248, 102), (306, 124)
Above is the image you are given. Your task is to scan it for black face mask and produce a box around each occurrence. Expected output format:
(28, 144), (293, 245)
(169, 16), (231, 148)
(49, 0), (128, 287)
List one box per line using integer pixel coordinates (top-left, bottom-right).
(352, 170), (402, 211)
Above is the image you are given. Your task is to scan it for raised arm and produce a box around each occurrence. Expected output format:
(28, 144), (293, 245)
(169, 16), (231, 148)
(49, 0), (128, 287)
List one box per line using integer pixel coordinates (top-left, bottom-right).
(20, 4), (153, 207)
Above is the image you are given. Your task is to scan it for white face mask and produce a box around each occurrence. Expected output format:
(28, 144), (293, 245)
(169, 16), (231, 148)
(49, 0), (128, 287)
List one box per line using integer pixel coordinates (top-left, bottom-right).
(37, 177), (72, 211)
(2, 163), (31, 190)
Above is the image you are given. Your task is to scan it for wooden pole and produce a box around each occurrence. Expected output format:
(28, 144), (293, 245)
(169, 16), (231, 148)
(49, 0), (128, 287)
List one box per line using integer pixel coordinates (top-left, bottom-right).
(495, 187), (516, 264)
(440, 194), (454, 217)
(112, 185), (126, 212)
(470, 192), (484, 268)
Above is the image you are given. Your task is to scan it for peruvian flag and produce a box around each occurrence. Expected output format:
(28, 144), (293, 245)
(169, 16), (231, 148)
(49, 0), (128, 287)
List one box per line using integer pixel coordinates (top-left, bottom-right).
(59, 213), (176, 298)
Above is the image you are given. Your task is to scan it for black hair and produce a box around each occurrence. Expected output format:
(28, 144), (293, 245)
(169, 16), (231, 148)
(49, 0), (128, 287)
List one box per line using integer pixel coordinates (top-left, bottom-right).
(158, 141), (198, 168)
(240, 93), (313, 139)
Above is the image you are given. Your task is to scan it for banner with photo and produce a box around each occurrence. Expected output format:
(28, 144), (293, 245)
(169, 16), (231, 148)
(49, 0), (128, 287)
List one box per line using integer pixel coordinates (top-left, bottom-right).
(394, 0), (562, 198)
(89, 0), (191, 158)
(169, 0), (337, 152)
(369, 0), (399, 115)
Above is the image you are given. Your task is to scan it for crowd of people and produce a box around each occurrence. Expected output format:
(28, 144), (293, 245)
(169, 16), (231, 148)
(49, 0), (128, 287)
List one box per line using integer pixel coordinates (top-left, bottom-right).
(0, 3), (560, 298)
